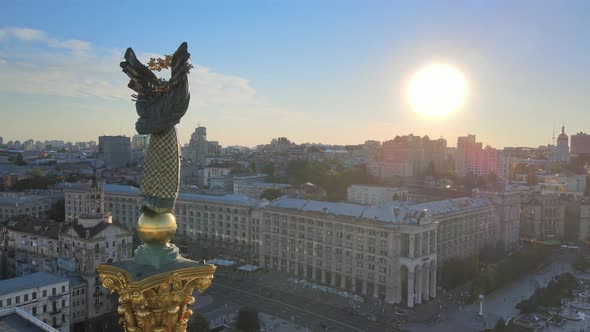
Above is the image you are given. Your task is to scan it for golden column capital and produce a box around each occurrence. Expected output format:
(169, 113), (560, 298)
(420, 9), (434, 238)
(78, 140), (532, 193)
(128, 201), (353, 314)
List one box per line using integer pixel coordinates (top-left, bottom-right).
(97, 262), (216, 332)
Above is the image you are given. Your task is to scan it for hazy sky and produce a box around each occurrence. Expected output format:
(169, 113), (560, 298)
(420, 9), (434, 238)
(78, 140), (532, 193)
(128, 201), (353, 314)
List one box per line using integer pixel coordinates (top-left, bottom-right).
(0, 1), (589, 148)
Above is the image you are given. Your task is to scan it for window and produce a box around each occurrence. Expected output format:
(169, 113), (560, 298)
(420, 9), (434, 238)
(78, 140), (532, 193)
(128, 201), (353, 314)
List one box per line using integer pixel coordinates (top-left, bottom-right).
(61, 286), (65, 293)
(24, 294), (28, 301)
(32, 292), (36, 300)
(62, 299), (65, 307)
(15, 296), (19, 304)
(52, 288), (56, 296)
(0, 300), (2, 307)
(43, 290), (47, 297)
(6, 299), (11, 306)
(43, 304), (47, 313)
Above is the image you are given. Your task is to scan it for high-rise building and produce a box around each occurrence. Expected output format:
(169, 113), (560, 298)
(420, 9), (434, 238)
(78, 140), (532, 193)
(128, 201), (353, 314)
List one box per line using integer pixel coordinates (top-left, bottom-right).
(556, 126), (570, 162)
(131, 134), (150, 152)
(0, 136), (3, 145)
(571, 132), (590, 155)
(381, 135), (447, 175)
(98, 136), (131, 168)
(455, 134), (505, 178)
(185, 127), (209, 163)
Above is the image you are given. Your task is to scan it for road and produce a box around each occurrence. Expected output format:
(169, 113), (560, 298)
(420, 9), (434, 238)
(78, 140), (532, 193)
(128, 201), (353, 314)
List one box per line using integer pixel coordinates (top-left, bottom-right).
(200, 275), (393, 332)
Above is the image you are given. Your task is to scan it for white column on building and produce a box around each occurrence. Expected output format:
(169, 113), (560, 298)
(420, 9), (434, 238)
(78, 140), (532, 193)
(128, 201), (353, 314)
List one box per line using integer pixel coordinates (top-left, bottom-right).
(415, 266), (422, 305)
(362, 279), (368, 295)
(422, 263), (430, 300)
(341, 273), (346, 289)
(321, 267), (326, 283)
(409, 234), (415, 258)
(312, 260), (317, 281)
(373, 281), (379, 298)
(430, 262), (437, 298)
(407, 268), (415, 308)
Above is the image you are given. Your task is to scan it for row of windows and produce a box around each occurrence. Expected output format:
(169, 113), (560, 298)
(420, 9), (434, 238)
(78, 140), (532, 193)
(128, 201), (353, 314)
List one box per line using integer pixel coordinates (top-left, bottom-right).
(0, 286), (66, 307)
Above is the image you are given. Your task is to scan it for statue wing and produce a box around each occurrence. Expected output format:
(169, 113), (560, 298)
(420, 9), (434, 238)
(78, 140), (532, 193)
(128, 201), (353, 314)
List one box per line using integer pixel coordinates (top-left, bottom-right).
(120, 47), (161, 98)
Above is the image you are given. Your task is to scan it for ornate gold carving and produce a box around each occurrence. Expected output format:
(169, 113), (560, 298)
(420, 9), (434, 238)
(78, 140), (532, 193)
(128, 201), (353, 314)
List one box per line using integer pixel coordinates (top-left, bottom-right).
(97, 264), (216, 332)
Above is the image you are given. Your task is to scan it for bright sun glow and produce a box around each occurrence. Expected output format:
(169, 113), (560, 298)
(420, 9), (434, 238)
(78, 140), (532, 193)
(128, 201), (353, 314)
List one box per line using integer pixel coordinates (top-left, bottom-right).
(407, 63), (468, 118)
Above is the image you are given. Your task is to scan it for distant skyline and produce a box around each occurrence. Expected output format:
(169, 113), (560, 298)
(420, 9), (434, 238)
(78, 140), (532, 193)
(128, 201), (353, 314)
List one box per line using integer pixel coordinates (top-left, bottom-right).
(0, 1), (589, 148)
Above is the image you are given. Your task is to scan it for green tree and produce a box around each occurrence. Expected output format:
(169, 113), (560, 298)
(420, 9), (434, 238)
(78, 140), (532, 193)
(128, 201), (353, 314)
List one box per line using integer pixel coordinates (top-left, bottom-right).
(188, 313), (210, 332)
(494, 318), (506, 331)
(30, 168), (44, 177)
(235, 307), (259, 332)
(260, 188), (282, 201)
(14, 153), (27, 166)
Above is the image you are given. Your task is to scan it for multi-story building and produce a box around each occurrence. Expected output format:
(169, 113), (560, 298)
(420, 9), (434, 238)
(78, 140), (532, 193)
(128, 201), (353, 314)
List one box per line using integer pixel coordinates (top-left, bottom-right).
(131, 134), (150, 152)
(579, 200), (590, 243)
(0, 272), (71, 331)
(63, 178), (105, 222)
(234, 182), (291, 199)
(367, 160), (413, 178)
(521, 194), (565, 241)
(571, 132), (590, 156)
(102, 184), (141, 231)
(409, 197), (499, 263)
(256, 197), (437, 308)
(98, 136), (130, 169)
(101, 184), (258, 260)
(473, 189), (521, 251)
(61, 180), (132, 321)
(556, 126), (570, 162)
(203, 164), (233, 187)
(381, 135), (447, 175)
(456, 135), (505, 178)
(4, 216), (61, 276)
(536, 173), (586, 197)
(0, 195), (53, 222)
(347, 185), (409, 205)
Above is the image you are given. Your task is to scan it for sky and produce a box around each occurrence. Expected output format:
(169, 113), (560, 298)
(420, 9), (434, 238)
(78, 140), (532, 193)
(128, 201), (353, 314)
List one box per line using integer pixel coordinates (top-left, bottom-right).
(0, 0), (589, 148)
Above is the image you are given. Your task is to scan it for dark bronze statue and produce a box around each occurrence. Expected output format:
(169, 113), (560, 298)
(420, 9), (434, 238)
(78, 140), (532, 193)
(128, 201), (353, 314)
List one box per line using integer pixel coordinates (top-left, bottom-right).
(120, 42), (191, 214)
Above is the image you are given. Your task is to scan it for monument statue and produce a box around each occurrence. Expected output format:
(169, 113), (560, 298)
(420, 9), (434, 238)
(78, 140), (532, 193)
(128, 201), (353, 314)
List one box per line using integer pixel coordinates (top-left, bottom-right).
(96, 42), (215, 332)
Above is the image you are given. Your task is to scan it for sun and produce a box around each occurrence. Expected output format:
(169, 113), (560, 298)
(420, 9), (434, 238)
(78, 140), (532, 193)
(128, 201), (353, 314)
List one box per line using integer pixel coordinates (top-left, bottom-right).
(406, 63), (468, 118)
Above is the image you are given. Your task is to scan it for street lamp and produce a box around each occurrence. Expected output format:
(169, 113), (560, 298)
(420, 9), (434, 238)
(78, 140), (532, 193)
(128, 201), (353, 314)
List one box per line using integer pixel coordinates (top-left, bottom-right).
(478, 294), (485, 317)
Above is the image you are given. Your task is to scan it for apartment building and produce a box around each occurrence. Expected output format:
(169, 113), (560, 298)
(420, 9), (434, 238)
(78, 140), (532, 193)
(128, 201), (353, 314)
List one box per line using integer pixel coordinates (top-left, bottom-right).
(0, 272), (70, 331)
(347, 185), (409, 205)
(410, 197), (498, 263)
(256, 198), (437, 308)
(521, 194), (565, 241)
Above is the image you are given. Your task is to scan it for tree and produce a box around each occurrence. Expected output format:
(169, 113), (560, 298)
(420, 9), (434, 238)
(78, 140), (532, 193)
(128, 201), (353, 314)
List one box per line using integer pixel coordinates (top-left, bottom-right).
(30, 168), (44, 177)
(494, 318), (506, 331)
(261, 162), (275, 177)
(14, 153), (27, 166)
(188, 313), (210, 332)
(235, 307), (259, 332)
(260, 188), (282, 201)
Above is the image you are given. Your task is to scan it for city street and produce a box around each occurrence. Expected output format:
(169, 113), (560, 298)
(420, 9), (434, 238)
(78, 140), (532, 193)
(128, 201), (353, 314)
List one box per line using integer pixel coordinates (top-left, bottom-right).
(199, 275), (392, 332)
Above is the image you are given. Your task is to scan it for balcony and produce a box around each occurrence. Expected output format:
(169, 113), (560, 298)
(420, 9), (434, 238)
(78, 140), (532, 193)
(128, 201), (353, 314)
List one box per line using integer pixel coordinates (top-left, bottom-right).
(49, 294), (61, 300)
(50, 308), (62, 314)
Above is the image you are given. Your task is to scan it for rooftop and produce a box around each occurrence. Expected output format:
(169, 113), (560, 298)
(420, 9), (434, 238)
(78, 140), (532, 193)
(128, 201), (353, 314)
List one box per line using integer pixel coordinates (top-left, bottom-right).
(6, 216), (60, 239)
(265, 197), (431, 225)
(0, 272), (68, 297)
(0, 308), (58, 332)
(408, 197), (493, 216)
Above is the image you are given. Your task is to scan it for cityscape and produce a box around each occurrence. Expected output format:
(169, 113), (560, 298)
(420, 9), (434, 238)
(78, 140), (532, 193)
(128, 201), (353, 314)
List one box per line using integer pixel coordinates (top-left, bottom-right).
(1, 2), (590, 332)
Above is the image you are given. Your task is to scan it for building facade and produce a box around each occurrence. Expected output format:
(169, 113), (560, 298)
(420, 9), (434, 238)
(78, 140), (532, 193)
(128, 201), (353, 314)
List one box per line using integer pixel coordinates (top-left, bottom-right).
(256, 198), (437, 308)
(521, 194), (565, 241)
(98, 136), (131, 169)
(556, 126), (570, 162)
(367, 161), (413, 178)
(456, 135), (505, 178)
(571, 132), (590, 155)
(347, 185), (409, 205)
(0, 272), (70, 331)
(410, 197), (499, 263)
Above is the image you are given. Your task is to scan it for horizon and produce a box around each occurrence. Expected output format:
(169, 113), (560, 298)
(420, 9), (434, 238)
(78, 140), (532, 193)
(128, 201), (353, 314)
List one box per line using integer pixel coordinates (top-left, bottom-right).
(1, 1), (589, 149)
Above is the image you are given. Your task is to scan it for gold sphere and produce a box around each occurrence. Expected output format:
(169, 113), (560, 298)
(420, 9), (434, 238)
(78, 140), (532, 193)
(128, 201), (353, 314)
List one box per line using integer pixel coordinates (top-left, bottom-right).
(137, 212), (177, 246)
